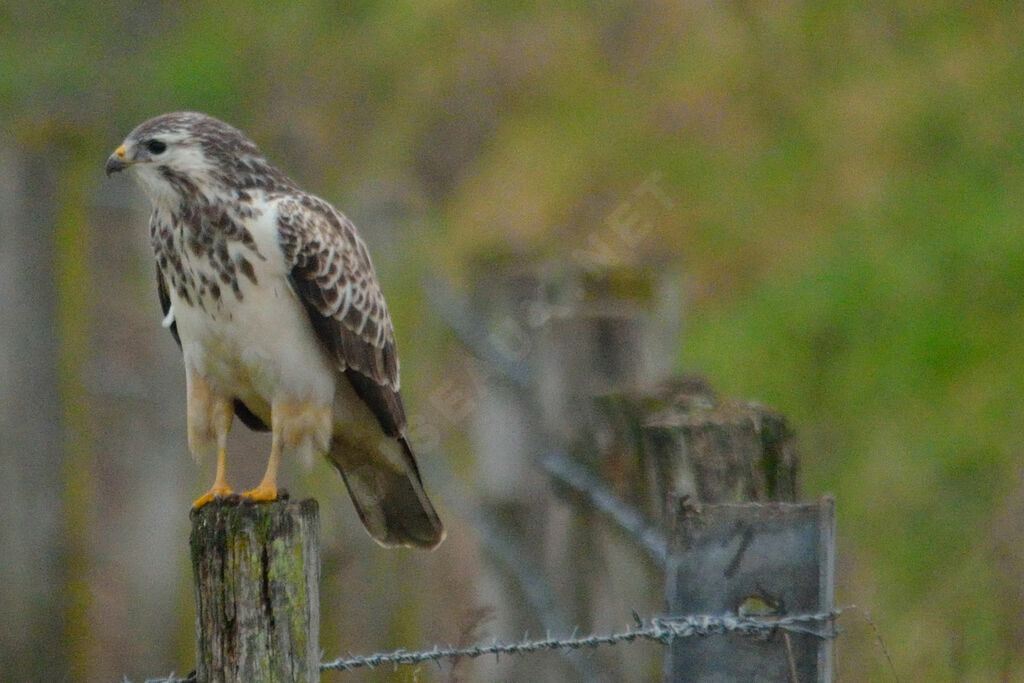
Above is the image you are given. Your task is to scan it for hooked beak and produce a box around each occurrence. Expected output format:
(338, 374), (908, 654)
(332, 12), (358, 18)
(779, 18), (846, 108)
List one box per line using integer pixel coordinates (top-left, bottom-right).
(105, 145), (129, 176)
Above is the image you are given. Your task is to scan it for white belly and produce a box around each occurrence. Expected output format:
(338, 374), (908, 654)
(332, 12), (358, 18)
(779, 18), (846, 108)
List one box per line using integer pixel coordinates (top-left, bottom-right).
(170, 262), (337, 423)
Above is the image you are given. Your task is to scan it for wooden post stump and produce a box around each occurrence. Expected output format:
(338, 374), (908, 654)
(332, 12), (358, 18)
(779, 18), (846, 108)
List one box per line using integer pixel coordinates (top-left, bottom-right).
(640, 378), (800, 510)
(581, 377), (800, 532)
(190, 498), (320, 683)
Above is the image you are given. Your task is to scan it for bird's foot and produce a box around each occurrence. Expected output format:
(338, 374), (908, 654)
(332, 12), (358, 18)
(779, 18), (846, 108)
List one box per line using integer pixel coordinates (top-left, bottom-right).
(242, 484), (278, 503)
(193, 485), (233, 509)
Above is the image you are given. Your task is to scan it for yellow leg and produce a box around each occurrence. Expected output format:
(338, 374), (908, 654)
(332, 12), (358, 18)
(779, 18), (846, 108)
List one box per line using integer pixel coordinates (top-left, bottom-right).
(241, 398), (328, 503)
(243, 432), (281, 502)
(193, 446), (233, 508)
(190, 380), (234, 509)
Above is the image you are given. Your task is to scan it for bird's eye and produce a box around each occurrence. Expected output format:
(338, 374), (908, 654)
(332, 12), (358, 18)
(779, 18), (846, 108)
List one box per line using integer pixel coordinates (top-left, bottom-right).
(146, 139), (167, 154)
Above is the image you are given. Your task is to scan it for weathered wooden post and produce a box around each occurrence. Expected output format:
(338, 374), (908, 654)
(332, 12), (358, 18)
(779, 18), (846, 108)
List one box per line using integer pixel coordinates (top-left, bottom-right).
(532, 263), (681, 681)
(665, 497), (836, 682)
(463, 253), (589, 682)
(600, 380), (834, 680)
(190, 498), (321, 683)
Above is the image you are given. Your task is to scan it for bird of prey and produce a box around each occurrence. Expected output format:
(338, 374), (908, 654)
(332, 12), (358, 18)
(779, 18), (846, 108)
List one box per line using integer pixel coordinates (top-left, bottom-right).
(106, 112), (444, 549)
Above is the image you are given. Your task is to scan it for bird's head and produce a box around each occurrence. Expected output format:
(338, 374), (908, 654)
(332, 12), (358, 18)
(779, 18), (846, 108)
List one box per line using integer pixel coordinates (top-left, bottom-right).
(105, 112), (290, 203)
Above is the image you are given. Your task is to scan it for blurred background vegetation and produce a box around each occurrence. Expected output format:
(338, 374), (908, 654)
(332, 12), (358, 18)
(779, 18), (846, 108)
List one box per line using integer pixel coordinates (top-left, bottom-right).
(2, 1), (1024, 680)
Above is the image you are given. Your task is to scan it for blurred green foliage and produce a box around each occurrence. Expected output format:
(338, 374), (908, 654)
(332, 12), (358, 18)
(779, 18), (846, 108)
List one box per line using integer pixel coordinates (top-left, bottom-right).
(5, 1), (1024, 679)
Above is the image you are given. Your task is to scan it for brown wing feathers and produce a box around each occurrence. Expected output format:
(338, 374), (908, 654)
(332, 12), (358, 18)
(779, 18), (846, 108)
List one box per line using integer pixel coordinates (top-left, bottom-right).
(279, 195), (446, 548)
(278, 195), (408, 438)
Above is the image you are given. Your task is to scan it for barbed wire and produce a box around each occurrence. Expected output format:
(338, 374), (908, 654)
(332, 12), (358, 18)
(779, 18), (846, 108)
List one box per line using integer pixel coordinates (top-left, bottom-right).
(320, 610), (840, 672)
(136, 610), (840, 681)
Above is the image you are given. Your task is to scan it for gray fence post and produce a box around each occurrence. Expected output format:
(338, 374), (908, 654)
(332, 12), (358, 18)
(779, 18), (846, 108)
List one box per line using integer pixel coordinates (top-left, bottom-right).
(664, 497), (836, 682)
